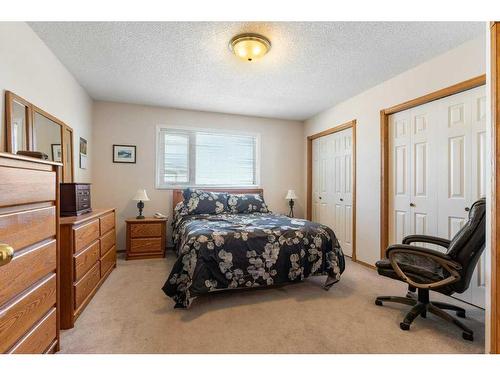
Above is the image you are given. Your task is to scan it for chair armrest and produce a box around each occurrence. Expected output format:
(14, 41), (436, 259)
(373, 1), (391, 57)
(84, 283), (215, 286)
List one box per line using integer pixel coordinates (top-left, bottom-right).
(385, 244), (461, 290)
(402, 235), (451, 249)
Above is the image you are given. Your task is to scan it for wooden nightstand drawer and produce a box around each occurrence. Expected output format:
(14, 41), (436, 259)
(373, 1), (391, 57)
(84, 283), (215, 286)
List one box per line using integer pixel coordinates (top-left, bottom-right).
(130, 223), (162, 238)
(130, 238), (162, 253)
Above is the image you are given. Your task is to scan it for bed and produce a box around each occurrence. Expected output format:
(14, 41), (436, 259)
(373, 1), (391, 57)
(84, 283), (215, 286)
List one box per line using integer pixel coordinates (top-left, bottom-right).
(162, 188), (345, 308)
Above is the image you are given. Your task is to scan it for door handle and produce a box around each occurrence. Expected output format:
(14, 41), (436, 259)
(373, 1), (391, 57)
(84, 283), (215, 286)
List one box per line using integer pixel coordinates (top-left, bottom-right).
(340, 198), (344, 202)
(409, 203), (415, 207)
(0, 244), (14, 267)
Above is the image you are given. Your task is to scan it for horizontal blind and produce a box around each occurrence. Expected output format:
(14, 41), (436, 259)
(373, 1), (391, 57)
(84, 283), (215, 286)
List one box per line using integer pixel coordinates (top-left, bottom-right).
(159, 130), (190, 185)
(195, 132), (255, 186)
(157, 127), (257, 187)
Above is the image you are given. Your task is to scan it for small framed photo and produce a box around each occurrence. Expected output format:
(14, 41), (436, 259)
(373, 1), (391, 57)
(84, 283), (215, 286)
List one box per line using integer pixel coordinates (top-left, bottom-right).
(51, 144), (62, 162)
(80, 137), (88, 169)
(113, 144), (136, 164)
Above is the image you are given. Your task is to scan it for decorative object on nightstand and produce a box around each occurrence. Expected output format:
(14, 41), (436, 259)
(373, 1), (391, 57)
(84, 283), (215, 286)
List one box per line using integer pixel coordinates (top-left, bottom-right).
(132, 189), (150, 219)
(126, 217), (167, 260)
(285, 189), (298, 218)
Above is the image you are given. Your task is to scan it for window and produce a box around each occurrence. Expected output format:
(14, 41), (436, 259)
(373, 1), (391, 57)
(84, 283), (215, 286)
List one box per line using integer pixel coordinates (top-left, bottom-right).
(156, 126), (259, 188)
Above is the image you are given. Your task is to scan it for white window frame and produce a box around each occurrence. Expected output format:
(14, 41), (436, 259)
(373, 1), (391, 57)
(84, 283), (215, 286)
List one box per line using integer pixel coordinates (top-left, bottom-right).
(155, 124), (261, 189)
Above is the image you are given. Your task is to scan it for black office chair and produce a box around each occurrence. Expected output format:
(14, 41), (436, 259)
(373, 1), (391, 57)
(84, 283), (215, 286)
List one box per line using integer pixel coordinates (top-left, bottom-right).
(375, 198), (486, 341)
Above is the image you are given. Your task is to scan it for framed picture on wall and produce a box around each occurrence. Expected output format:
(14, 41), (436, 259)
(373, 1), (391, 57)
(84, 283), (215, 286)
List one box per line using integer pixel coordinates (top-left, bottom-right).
(80, 137), (88, 169)
(113, 144), (136, 163)
(51, 144), (62, 162)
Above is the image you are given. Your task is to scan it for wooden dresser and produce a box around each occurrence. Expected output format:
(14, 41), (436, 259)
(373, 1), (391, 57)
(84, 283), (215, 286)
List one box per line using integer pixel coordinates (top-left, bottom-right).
(59, 208), (116, 329)
(0, 152), (61, 354)
(126, 217), (167, 260)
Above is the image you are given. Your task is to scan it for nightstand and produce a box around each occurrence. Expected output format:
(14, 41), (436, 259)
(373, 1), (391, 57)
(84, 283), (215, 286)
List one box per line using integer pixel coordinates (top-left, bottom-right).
(125, 217), (167, 260)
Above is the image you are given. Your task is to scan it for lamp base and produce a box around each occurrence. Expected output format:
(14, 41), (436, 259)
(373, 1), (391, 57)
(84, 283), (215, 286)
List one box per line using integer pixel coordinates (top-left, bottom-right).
(288, 199), (295, 218)
(136, 200), (145, 219)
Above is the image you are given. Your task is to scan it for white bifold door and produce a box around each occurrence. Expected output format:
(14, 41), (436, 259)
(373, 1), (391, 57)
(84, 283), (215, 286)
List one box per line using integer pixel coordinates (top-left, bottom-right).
(312, 127), (354, 257)
(388, 86), (486, 308)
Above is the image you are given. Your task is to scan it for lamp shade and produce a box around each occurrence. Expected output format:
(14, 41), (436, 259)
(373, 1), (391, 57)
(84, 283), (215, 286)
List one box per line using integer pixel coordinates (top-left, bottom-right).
(285, 190), (298, 200)
(132, 189), (150, 201)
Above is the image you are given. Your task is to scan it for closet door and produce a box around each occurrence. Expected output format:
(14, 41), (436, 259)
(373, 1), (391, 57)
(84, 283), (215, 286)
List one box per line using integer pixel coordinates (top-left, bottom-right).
(468, 87), (487, 308)
(436, 89), (473, 242)
(312, 134), (334, 227)
(409, 102), (438, 246)
(436, 86), (486, 307)
(312, 128), (354, 257)
(388, 109), (412, 244)
(333, 128), (354, 257)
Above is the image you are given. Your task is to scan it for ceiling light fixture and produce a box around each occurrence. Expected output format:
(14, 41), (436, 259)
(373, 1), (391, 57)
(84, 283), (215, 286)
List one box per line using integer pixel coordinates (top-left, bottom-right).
(229, 33), (271, 62)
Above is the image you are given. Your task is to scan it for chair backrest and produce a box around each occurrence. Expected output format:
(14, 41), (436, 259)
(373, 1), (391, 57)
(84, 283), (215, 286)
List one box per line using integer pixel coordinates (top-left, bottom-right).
(445, 198), (486, 293)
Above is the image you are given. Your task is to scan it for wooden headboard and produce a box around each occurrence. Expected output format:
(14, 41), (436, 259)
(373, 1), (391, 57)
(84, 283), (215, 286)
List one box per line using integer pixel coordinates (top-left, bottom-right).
(172, 188), (264, 216)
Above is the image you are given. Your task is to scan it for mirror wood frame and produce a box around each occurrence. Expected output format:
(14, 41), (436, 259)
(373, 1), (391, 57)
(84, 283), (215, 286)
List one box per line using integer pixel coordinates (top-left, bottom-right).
(4, 90), (74, 182)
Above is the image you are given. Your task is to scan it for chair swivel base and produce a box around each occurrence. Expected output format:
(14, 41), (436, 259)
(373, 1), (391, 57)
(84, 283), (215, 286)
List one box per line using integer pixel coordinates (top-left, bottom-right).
(375, 289), (473, 341)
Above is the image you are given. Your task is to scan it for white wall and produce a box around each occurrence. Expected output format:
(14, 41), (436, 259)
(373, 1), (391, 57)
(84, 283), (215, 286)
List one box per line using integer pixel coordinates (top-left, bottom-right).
(304, 36), (486, 266)
(0, 22), (93, 182)
(92, 101), (304, 250)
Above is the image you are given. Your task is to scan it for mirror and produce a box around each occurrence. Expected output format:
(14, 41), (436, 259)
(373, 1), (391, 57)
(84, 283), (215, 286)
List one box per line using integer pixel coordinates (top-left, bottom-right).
(33, 111), (62, 162)
(11, 101), (28, 153)
(5, 92), (31, 154)
(5, 91), (74, 182)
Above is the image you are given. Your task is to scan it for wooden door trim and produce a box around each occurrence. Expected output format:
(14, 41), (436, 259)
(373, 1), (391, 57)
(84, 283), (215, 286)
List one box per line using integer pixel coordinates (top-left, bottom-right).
(490, 21), (499, 354)
(306, 119), (357, 261)
(379, 74), (486, 260)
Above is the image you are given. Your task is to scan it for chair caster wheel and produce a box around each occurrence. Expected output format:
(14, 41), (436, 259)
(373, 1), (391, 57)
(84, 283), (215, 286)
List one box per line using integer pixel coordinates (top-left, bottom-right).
(462, 332), (473, 341)
(400, 322), (410, 331)
(375, 299), (383, 306)
(456, 311), (466, 318)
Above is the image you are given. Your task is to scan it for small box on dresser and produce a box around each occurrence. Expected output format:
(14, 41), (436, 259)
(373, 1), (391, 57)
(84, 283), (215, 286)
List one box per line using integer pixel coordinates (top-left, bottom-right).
(126, 217), (167, 260)
(60, 183), (92, 217)
(59, 208), (116, 329)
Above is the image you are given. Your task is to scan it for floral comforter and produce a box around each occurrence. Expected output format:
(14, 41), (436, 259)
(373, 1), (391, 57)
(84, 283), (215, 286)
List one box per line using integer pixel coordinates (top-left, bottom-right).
(162, 212), (345, 308)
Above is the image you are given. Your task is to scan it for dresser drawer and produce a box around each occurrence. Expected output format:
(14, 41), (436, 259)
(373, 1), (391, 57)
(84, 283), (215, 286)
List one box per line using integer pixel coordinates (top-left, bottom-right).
(130, 223), (162, 238)
(9, 308), (56, 354)
(0, 206), (56, 252)
(74, 263), (100, 310)
(0, 274), (56, 353)
(74, 240), (100, 281)
(0, 240), (56, 307)
(100, 212), (115, 235)
(0, 167), (55, 207)
(74, 219), (100, 253)
(101, 246), (116, 277)
(130, 238), (162, 253)
(100, 229), (115, 256)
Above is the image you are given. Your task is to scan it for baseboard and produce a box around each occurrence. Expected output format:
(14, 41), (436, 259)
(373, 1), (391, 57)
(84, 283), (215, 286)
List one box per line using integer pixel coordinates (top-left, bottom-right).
(353, 258), (376, 270)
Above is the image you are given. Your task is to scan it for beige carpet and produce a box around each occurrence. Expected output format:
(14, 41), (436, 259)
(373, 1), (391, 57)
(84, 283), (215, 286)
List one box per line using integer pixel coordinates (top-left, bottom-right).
(59, 253), (485, 353)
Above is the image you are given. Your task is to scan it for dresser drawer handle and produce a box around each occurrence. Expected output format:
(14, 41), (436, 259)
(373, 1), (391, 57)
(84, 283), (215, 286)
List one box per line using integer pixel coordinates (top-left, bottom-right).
(0, 243), (14, 267)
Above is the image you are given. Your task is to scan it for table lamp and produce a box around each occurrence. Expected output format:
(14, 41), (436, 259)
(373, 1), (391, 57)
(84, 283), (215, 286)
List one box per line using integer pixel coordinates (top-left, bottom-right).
(285, 189), (298, 218)
(132, 189), (150, 219)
